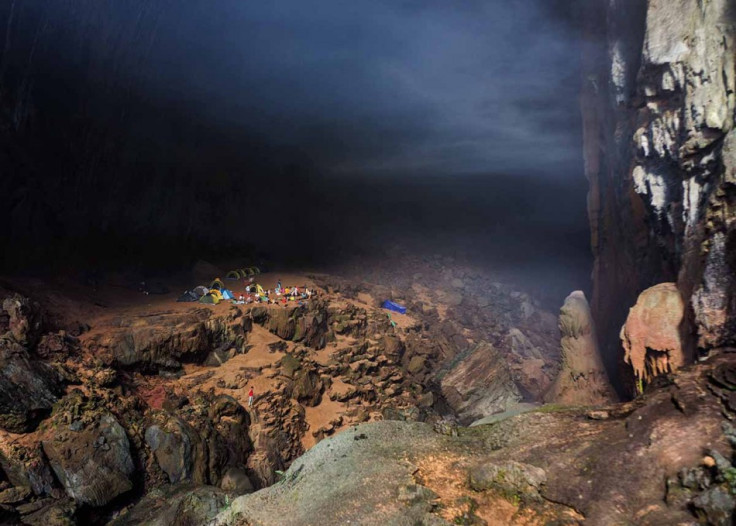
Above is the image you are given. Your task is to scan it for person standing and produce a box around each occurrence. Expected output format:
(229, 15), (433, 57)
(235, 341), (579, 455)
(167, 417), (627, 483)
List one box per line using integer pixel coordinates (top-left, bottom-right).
(248, 386), (254, 408)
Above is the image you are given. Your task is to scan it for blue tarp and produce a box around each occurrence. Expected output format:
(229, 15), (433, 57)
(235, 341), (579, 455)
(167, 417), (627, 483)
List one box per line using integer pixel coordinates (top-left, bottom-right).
(382, 300), (406, 314)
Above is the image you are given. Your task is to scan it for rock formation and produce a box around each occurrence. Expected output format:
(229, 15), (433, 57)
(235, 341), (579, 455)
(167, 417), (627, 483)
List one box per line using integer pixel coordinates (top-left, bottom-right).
(0, 261), (561, 522)
(545, 291), (615, 405)
(42, 398), (135, 507)
(212, 350), (736, 525)
(438, 342), (522, 425)
(620, 282), (689, 387)
(0, 296), (63, 433)
(84, 307), (252, 371)
(582, 0), (736, 382)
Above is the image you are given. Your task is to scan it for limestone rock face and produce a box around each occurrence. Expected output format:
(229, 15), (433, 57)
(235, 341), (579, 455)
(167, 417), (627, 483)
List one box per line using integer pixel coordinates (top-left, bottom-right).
(545, 291), (615, 405)
(84, 307), (251, 371)
(145, 418), (198, 484)
(581, 0), (736, 381)
(438, 342), (521, 425)
(620, 283), (689, 386)
(692, 130), (736, 349)
(259, 301), (329, 349)
(42, 401), (134, 507)
(0, 293), (63, 433)
(0, 338), (64, 433)
(145, 394), (252, 487)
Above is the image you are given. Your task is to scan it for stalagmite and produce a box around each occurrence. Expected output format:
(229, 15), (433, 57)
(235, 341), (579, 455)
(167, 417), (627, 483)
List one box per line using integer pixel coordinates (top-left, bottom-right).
(545, 291), (616, 405)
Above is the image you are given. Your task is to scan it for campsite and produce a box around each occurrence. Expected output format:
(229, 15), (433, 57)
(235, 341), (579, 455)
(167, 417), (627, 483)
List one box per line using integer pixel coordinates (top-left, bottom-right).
(2, 0), (735, 524)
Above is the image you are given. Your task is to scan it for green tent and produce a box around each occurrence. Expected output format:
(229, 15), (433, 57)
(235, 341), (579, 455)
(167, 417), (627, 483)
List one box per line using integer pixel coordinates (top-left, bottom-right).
(199, 293), (220, 305)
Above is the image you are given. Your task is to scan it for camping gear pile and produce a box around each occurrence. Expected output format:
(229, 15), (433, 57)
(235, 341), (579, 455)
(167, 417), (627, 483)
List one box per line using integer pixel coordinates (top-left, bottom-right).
(381, 300), (407, 314)
(243, 282), (313, 306)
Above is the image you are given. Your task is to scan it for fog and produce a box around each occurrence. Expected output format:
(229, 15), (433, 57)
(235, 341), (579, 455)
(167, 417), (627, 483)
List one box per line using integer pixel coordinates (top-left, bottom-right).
(0, 0), (589, 299)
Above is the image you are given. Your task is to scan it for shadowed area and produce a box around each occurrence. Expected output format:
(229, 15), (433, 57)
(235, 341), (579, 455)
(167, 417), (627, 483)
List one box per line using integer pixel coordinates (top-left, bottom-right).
(0, 0), (589, 303)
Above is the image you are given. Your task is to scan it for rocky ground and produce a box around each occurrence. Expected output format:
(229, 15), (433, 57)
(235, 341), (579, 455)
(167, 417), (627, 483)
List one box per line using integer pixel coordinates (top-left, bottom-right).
(212, 349), (736, 525)
(0, 255), (735, 525)
(0, 254), (561, 525)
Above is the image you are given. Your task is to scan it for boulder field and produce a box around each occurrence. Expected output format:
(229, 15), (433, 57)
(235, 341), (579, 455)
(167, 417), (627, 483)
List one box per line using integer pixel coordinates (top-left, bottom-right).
(1, 248), (734, 525)
(0, 253), (566, 525)
(212, 348), (736, 525)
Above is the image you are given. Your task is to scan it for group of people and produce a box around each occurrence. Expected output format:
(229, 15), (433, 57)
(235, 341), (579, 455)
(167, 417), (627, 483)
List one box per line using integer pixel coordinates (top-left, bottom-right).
(232, 278), (314, 306)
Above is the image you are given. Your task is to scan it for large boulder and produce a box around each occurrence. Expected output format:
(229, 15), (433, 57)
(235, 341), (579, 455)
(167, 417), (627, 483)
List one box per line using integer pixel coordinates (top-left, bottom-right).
(291, 369), (324, 407)
(15, 498), (76, 526)
(145, 394), (251, 487)
(211, 422), (455, 526)
(41, 395), (134, 507)
(262, 302), (329, 349)
(438, 342), (521, 425)
(468, 460), (547, 499)
(620, 283), (690, 388)
(545, 291), (616, 405)
(0, 337), (63, 433)
(0, 294), (62, 433)
(109, 484), (229, 526)
(0, 443), (56, 496)
(296, 304), (329, 349)
(266, 308), (297, 340)
(219, 467), (254, 495)
(145, 417), (199, 484)
(1, 294), (44, 346)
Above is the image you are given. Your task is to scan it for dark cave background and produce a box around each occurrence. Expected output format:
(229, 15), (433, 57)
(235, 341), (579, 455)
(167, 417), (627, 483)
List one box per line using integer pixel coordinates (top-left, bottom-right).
(0, 0), (590, 301)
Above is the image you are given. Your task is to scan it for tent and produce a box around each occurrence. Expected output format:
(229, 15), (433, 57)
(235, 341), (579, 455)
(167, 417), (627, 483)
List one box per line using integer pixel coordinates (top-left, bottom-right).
(382, 300), (406, 314)
(193, 285), (209, 297)
(221, 289), (234, 300)
(244, 266), (261, 276)
(209, 289), (224, 301)
(177, 290), (200, 302)
(210, 278), (225, 291)
(255, 284), (265, 295)
(199, 293), (220, 305)
(226, 271), (240, 280)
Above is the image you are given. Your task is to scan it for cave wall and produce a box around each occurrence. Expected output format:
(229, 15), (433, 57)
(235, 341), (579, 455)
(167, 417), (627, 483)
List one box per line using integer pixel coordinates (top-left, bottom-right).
(582, 0), (736, 383)
(0, 1), (314, 271)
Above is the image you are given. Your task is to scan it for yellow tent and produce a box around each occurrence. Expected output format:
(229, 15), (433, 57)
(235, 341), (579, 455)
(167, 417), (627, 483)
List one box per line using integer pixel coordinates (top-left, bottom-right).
(209, 289), (224, 301)
(256, 284), (265, 295)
